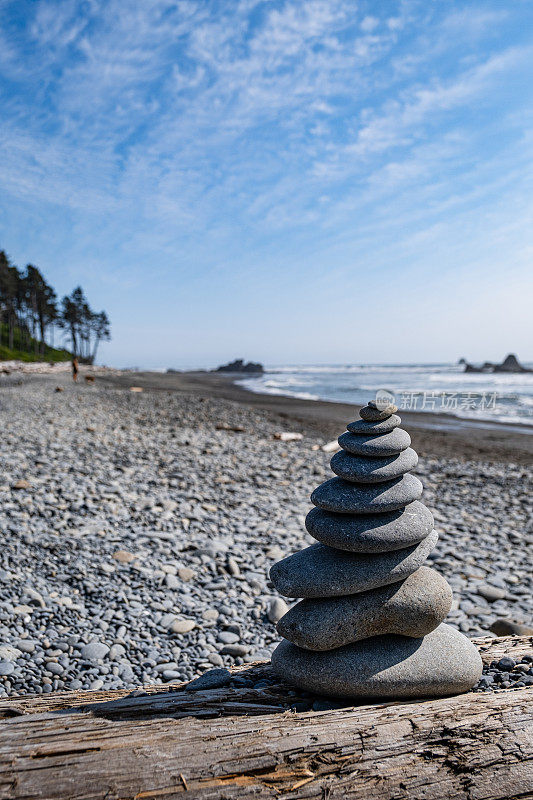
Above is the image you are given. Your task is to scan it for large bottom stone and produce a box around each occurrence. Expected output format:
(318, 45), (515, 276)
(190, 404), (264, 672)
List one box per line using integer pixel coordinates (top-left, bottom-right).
(271, 624), (482, 699)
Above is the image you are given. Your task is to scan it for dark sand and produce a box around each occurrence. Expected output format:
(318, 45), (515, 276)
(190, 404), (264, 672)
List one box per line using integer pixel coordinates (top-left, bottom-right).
(99, 371), (533, 465)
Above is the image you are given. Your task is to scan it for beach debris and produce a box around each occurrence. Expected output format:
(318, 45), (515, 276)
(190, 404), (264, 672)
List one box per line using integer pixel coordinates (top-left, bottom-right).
(215, 423), (246, 432)
(55, 386), (64, 392)
(269, 400), (483, 699)
(274, 432), (303, 442)
(321, 439), (341, 453)
(85, 374), (96, 383)
(12, 479), (30, 490)
(130, 386), (143, 392)
(21, 587), (46, 608)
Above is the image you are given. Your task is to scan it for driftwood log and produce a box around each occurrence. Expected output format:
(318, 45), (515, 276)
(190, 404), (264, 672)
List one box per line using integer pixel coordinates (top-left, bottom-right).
(0, 635), (531, 799)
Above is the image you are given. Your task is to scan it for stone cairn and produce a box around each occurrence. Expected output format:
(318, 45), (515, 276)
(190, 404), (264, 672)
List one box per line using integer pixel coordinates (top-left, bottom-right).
(270, 400), (482, 699)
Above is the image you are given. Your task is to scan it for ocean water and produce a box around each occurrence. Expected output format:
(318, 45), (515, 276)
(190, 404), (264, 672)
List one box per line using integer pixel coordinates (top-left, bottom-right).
(237, 363), (533, 426)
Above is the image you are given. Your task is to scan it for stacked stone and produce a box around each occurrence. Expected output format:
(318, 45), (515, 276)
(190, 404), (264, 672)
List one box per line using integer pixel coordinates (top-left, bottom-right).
(270, 400), (482, 699)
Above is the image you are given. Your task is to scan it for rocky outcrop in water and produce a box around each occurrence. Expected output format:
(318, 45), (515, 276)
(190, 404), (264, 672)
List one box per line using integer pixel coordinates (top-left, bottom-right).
(215, 359), (264, 374)
(463, 353), (531, 373)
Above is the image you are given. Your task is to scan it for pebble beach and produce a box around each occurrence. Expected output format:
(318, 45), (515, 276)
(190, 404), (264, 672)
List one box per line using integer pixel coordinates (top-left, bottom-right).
(0, 372), (531, 697)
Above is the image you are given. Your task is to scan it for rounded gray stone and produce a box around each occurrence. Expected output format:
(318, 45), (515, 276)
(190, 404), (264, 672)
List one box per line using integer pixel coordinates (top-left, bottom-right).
(80, 642), (109, 660)
(346, 415), (401, 435)
(268, 597), (289, 624)
(277, 567), (453, 650)
(305, 501), (434, 553)
(359, 404), (398, 421)
(330, 448), (419, 484)
(271, 623), (483, 698)
(338, 428), (411, 457)
(311, 474), (423, 514)
(269, 530), (438, 598)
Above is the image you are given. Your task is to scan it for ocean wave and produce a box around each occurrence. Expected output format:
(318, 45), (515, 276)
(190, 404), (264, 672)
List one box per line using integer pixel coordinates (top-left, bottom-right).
(268, 363), (458, 375)
(235, 363), (533, 425)
(236, 377), (320, 401)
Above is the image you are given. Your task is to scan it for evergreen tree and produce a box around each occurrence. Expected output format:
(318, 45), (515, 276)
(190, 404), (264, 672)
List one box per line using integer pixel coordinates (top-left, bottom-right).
(0, 249), (111, 362)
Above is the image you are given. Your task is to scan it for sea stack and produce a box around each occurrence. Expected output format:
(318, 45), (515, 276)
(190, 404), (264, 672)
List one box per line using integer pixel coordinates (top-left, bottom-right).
(270, 400), (482, 699)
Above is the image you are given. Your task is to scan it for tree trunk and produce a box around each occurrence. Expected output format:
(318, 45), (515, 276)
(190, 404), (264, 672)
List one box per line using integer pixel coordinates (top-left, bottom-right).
(38, 314), (46, 357)
(8, 310), (14, 350)
(70, 324), (77, 357)
(0, 636), (531, 800)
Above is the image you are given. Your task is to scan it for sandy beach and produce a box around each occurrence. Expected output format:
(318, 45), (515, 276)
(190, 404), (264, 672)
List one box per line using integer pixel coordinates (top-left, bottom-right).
(0, 371), (531, 697)
(100, 370), (533, 465)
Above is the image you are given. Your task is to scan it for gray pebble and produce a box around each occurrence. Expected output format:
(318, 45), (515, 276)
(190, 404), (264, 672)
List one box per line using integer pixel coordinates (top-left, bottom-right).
(268, 597), (289, 624)
(359, 404), (398, 421)
(476, 584), (507, 602)
(186, 668), (232, 691)
(80, 642), (109, 660)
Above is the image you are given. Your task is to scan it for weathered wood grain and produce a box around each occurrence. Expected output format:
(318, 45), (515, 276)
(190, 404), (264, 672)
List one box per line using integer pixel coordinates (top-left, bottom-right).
(0, 636), (531, 800)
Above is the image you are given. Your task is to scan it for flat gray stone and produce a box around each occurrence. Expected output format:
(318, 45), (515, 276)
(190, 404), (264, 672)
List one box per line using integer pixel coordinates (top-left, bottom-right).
(346, 415), (401, 435)
(269, 530), (438, 598)
(306, 501), (434, 552)
(271, 623), (482, 698)
(476, 584), (506, 602)
(330, 448), (418, 484)
(311, 474), (423, 514)
(359, 404), (397, 421)
(277, 567), (452, 650)
(338, 428), (411, 456)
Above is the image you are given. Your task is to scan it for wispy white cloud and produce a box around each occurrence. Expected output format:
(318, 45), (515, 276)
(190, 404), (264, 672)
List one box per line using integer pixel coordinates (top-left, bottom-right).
(0, 0), (532, 364)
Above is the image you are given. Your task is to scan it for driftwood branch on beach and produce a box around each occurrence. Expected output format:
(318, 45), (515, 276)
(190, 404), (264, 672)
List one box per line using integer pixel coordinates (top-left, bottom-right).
(0, 635), (531, 800)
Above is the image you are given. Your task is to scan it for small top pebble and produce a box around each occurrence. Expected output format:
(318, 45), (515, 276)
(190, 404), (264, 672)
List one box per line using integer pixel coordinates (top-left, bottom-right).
(359, 403), (398, 422)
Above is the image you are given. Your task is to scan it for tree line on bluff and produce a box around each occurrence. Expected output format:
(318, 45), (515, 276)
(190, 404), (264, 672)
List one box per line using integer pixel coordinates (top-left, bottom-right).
(0, 250), (110, 363)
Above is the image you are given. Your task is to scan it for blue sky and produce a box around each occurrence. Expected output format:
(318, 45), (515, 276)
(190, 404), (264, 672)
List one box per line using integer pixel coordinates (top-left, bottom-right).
(1, 0), (532, 368)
